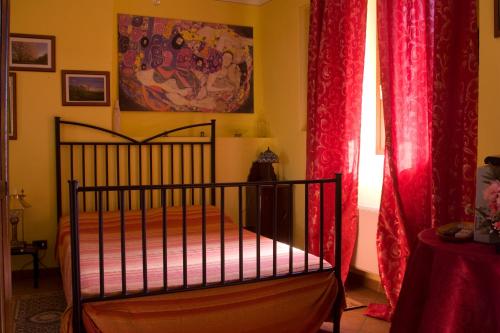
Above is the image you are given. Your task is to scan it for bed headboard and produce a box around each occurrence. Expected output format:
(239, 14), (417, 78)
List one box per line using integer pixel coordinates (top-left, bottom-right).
(55, 117), (216, 220)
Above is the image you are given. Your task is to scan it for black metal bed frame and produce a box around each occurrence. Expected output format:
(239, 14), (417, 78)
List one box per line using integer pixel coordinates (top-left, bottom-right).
(55, 117), (344, 333)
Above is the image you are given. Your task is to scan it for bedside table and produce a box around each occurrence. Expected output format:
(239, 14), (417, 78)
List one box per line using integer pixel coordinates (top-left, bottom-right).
(11, 244), (40, 288)
(245, 184), (292, 244)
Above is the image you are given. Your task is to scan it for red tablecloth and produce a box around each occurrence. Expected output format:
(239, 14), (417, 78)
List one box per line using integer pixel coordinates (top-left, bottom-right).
(390, 228), (500, 333)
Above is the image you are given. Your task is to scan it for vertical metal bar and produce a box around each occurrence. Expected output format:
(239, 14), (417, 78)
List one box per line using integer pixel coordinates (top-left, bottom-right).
(200, 144), (205, 184)
(256, 184), (261, 279)
(81, 145), (86, 211)
(180, 144), (185, 185)
(55, 117), (62, 221)
(162, 189), (168, 290)
(334, 175), (342, 283)
(70, 145), (74, 180)
(149, 145), (153, 208)
(182, 188), (187, 288)
(272, 184), (277, 277)
(116, 145), (120, 210)
(137, 144), (141, 210)
(93, 145), (98, 211)
(200, 144), (205, 204)
(305, 184), (309, 273)
(127, 144), (131, 209)
(69, 181), (82, 333)
(319, 183), (324, 271)
(98, 191), (104, 298)
(220, 187), (225, 283)
(201, 188), (207, 287)
(119, 190), (126, 295)
(289, 184), (294, 274)
(139, 144), (143, 189)
(210, 120), (216, 205)
(333, 175), (343, 333)
(140, 189), (147, 292)
(170, 145), (174, 206)
(160, 145), (164, 185)
(238, 186), (243, 281)
(190, 143), (194, 204)
(105, 145), (109, 210)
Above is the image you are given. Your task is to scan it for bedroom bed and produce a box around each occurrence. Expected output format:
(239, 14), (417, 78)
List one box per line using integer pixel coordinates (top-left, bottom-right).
(54, 117), (344, 333)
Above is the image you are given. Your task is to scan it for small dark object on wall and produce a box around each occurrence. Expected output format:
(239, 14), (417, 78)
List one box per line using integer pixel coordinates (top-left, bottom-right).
(32, 240), (47, 249)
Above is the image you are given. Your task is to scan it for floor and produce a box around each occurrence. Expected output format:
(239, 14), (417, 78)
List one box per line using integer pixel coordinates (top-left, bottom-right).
(13, 270), (391, 333)
(320, 286), (391, 333)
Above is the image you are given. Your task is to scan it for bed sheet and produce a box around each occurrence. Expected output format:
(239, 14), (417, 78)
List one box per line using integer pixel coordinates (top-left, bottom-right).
(57, 206), (338, 333)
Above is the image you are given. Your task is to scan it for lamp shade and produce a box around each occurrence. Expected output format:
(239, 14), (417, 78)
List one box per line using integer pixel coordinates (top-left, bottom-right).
(257, 147), (279, 164)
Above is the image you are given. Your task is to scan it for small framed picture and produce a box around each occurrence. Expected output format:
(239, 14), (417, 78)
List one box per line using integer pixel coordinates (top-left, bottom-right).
(8, 73), (17, 140)
(61, 70), (110, 106)
(495, 0), (500, 38)
(9, 33), (56, 72)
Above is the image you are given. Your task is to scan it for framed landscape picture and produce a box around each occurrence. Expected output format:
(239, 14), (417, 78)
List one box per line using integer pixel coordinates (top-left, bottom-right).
(8, 73), (17, 140)
(61, 70), (110, 106)
(9, 33), (55, 72)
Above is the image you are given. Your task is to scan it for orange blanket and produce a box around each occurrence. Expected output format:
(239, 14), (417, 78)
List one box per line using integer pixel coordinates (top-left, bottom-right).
(58, 206), (338, 333)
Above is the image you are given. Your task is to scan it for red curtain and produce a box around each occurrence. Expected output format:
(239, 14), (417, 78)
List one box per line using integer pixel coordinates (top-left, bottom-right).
(306, 0), (367, 282)
(366, 0), (479, 321)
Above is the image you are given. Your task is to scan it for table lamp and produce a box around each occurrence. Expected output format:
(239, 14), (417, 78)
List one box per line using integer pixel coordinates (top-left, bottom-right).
(9, 189), (31, 249)
(248, 147), (279, 181)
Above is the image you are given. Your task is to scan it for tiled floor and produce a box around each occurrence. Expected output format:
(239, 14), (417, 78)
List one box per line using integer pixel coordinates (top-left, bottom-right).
(13, 270), (391, 333)
(318, 285), (391, 333)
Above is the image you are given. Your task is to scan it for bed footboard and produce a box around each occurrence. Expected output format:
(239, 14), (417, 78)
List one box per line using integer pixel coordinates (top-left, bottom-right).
(67, 176), (343, 333)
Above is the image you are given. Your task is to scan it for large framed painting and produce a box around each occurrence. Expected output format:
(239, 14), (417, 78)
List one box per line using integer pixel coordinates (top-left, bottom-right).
(118, 14), (254, 113)
(8, 73), (17, 140)
(9, 33), (56, 72)
(61, 70), (110, 106)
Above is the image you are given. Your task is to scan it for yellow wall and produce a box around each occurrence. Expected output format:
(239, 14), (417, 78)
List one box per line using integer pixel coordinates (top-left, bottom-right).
(260, 0), (308, 181)
(260, 0), (309, 245)
(9, 0), (264, 269)
(478, 0), (500, 164)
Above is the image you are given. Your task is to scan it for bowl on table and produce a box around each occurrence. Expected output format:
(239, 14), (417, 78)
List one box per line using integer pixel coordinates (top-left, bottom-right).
(436, 222), (474, 242)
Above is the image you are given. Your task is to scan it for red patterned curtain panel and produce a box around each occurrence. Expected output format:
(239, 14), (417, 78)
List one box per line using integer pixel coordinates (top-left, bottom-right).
(306, 0), (368, 282)
(366, 0), (479, 321)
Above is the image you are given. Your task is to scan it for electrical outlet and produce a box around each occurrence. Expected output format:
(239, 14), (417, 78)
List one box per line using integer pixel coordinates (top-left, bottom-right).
(32, 240), (47, 249)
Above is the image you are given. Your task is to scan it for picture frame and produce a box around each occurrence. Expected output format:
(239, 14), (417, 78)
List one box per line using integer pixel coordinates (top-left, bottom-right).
(9, 33), (56, 72)
(495, 0), (500, 38)
(8, 73), (17, 140)
(61, 70), (110, 106)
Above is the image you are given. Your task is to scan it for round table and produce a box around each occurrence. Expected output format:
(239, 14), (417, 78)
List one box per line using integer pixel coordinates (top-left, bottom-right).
(390, 228), (500, 333)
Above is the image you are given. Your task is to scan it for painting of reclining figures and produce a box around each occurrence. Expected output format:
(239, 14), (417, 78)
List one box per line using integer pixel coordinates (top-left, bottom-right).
(118, 14), (254, 113)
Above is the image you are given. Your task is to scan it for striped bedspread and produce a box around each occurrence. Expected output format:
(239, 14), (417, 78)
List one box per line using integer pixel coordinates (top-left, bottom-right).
(57, 205), (330, 302)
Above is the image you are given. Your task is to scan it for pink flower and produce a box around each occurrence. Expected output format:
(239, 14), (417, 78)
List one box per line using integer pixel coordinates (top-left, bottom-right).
(483, 181), (500, 215)
(493, 222), (500, 231)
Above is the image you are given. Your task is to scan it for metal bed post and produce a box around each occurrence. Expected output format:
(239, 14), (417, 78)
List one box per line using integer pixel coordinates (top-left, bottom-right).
(69, 180), (83, 333)
(210, 119), (216, 205)
(333, 173), (343, 333)
(55, 117), (62, 220)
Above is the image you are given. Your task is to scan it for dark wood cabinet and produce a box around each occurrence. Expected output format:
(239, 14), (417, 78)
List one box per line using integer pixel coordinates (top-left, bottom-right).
(245, 185), (292, 244)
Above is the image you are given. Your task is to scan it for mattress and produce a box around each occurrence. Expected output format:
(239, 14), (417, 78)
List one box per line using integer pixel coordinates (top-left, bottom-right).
(57, 205), (338, 333)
